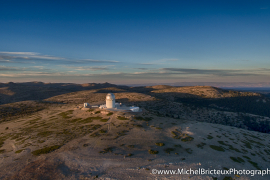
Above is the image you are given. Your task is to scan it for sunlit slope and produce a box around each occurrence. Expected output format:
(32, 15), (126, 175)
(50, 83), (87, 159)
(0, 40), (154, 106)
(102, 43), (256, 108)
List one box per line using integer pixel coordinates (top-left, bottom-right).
(0, 107), (269, 179)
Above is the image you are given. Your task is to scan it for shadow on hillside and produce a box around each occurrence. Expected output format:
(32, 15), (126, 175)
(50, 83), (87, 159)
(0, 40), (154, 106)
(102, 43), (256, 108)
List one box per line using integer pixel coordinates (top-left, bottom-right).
(150, 91), (270, 117)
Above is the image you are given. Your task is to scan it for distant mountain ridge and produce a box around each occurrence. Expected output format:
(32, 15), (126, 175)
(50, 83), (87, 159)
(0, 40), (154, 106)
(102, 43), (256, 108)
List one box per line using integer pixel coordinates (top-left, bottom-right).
(124, 82), (270, 88)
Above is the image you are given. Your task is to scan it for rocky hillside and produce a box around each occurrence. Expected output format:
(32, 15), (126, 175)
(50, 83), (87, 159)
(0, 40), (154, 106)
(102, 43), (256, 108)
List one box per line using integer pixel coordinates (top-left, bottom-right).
(1, 82), (270, 179)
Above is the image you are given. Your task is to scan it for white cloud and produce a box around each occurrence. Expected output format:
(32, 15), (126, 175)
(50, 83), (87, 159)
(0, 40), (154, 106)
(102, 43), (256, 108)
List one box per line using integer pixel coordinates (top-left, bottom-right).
(0, 52), (37, 55)
(0, 51), (120, 64)
(30, 55), (65, 60)
(138, 63), (155, 65)
(159, 58), (179, 61)
(133, 72), (147, 74)
(80, 59), (119, 63)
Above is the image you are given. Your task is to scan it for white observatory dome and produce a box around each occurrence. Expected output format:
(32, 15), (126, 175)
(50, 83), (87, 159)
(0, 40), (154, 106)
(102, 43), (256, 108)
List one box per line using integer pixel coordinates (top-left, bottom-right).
(106, 93), (115, 100)
(106, 93), (115, 108)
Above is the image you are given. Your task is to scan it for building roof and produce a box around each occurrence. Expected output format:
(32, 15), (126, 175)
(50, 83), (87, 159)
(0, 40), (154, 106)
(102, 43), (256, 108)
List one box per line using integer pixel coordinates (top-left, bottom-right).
(106, 93), (115, 100)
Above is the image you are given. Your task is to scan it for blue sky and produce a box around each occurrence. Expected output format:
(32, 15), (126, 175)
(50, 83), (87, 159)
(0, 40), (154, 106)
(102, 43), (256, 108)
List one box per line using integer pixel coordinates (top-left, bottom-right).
(0, 0), (270, 85)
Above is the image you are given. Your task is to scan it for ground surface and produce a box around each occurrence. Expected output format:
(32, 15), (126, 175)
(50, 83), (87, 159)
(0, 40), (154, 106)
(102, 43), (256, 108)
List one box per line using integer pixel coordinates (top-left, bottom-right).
(1, 82), (270, 180)
(0, 104), (270, 180)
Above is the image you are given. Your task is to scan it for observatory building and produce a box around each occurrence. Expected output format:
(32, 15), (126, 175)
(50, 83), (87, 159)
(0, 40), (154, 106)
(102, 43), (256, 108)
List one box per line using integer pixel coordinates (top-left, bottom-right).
(97, 93), (140, 112)
(106, 93), (115, 108)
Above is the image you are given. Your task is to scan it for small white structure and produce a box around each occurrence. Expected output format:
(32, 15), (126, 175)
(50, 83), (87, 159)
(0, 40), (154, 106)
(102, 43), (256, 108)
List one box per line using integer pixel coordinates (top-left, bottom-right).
(130, 106), (140, 112)
(84, 103), (90, 108)
(106, 93), (115, 109)
(99, 104), (106, 109)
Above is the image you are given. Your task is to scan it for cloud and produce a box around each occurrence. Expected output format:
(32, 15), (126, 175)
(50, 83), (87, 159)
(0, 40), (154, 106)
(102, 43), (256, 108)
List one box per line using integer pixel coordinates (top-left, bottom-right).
(0, 52), (120, 65)
(0, 66), (22, 71)
(135, 68), (150, 70)
(0, 72), (64, 77)
(138, 63), (155, 65)
(80, 59), (119, 63)
(161, 68), (269, 77)
(0, 52), (37, 55)
(260, 7), (268, 9)
(74, 66), (109, 71)
(136, 58), (179, 66)
(61, 65), (112, 71)
(159, 58), (179, 61)
(0, 52), (64, 64)
(133, 72), (148, 74)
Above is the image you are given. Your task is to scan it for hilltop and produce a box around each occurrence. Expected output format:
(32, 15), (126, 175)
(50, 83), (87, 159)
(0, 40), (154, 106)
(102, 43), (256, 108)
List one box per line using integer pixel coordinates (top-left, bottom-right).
(0, 82), (270, 179)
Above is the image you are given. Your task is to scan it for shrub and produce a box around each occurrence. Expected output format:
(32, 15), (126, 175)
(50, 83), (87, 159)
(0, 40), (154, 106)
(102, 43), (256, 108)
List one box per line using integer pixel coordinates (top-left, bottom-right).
(209, 145), (225, 152)
(15, 149), (24, 153)
(248, 160), (261, 170)
(31, 145), (61, 156)
(155, 143), (165, 146)
(107, 112), (113, 116)
(58, 110), (73, 119)
(133, 124), (143, 128)
(174, 144), (182, 148)
(37, 131), (53, 137)
(100, 118), (109, 122)
(181, 136), (194, 142)
(230, 157), (245, 163)
(99, 147), (113, 154)
(164, 148), (175, 154)
(196, 142), (206, 149)
(148, 149), (159, 154)
(99, 129), (107, 133)
(117, 116), (129, 120)
(134, 116), (152, 121)
(185, 148), (193, 154)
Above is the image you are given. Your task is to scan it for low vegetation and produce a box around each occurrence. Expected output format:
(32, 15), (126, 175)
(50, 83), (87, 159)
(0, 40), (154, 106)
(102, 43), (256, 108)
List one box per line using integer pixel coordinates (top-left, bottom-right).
(248, 160), (261, 170)
(197, 142), (206, 149)
(148, 149), (159, 154)
(155, 142), (165, 146)
(58, 110), (74, 119)
(107, 112), (113, 116)
(31, 145), (61, 156)
(133, 116), (152, 121)
(37, 131), (53, 137)
(209, 145), (225, 152)
(164, 148), (175, 154)
(99, 147), (113, 154)
(15, 149), (24, 153)
(100, 118), (109, 122)
(230, 157), (245, 163)
(185, 148), (193, 154)
(181, 136), (194, 142)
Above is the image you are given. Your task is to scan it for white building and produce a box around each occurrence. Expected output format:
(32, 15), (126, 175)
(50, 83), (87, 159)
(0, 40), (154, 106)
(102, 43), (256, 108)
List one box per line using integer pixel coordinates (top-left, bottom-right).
(130, 106), (140, 112)
(98, 93), (140, 112)
(106, 93), (115, 108)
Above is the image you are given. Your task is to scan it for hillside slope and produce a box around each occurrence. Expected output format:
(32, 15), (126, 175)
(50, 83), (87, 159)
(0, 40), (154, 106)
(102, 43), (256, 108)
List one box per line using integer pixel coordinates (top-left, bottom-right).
(0, 106), (269, 179)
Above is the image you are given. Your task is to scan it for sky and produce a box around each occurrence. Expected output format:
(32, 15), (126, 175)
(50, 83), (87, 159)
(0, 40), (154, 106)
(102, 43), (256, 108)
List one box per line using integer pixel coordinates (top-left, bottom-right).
(0, 0), (270, 86)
